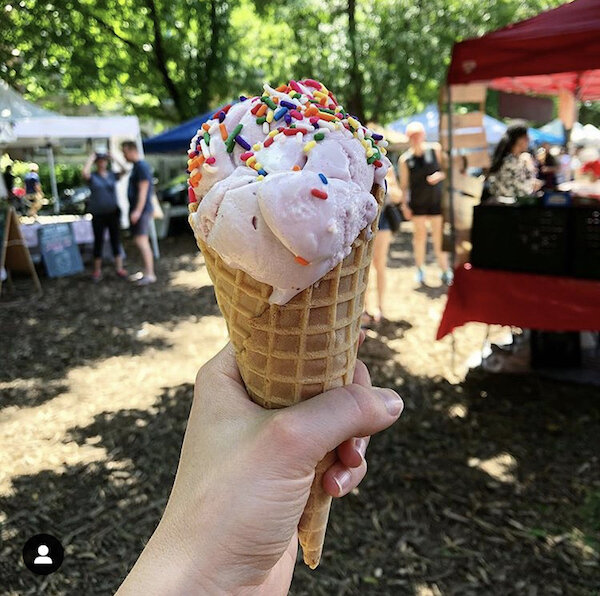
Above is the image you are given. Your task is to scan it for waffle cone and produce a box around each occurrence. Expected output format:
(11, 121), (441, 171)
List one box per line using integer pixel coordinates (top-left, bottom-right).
(190, 184), (384, 568)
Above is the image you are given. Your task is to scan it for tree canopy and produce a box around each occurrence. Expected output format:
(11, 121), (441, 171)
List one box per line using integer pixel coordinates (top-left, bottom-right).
(0, 0), (569, 126)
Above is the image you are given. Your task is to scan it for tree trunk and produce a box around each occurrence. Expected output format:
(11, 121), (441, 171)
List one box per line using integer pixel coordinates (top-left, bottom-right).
(198, 0), (220, 113)
(145, 0), (186, 120)
(346, 0), (365, 123)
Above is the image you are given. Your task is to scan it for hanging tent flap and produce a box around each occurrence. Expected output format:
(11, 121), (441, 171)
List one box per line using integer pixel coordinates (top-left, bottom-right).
(447, 0), (600, 100)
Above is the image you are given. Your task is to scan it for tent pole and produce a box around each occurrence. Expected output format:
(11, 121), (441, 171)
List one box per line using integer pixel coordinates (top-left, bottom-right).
(46, 144), (60, 214)
(446, 84), (456, 270)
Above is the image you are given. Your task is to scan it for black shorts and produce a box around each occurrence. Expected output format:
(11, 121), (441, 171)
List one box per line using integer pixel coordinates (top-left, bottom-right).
(130, 211), (153, 237)
(378, 210), (391, 231)
(410, 194), (442, 216)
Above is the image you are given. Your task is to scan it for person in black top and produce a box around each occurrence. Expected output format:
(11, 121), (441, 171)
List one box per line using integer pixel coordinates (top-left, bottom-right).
(399, 122), (452, 285)
(121, 141), (156, 285)
(536, 143), (559, 191)
(82, 152), (127, 282)
(3, 164), (15, 197)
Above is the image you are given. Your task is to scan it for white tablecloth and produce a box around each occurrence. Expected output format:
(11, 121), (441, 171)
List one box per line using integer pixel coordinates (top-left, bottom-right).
(558, 181), (600, 198)
(20, 215), (94, 249)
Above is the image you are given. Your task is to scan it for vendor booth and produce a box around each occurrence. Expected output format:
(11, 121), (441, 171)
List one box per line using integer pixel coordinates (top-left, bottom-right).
(388, 104), (562, 145)
(439, 0), (600, 347)
(1, 83), (159, 272)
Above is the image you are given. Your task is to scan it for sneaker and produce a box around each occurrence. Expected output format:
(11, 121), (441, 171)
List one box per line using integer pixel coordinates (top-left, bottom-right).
(91, 271), (102, 283)
(116, 268), (128, 279)
(136, 275), (157, 286)
(441, 269), (454, 286)
(415, 267), (425, 285)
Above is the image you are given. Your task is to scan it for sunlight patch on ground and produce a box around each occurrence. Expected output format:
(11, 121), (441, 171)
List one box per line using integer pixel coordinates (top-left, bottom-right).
(468, 452), (517, 484)
(169, 264), (212, 289)
(448, 403), (468, 418)
(414, 582), (443, 596)
(0, 315), (228, 496)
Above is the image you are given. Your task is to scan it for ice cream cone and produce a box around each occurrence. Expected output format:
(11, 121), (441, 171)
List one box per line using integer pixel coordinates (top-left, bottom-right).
(189, 183), (384, 568)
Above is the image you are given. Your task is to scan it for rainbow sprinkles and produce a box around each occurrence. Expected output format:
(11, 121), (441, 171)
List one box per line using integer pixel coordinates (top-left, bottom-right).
(186, 79), (389, 203)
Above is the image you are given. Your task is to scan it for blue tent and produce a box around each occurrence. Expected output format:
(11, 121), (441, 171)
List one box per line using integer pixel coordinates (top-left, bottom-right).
(144, 106), (227, 153)
(388, 104), (563, 146)
(528, 125), (564, 145)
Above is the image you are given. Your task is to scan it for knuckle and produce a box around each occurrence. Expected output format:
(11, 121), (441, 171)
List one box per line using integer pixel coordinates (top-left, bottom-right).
(341, 384), (379, 425)
(264, 410), (304, 450)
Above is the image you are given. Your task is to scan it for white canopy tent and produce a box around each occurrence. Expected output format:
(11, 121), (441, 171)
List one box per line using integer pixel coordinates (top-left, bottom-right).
(540, 119), (600, 148)
(4, 115), (143, 215)
(0, 82), (158, 256)
(8, 115), (142, 149)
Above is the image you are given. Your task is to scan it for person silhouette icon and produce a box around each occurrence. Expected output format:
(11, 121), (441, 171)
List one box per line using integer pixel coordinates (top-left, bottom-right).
(23, 533), (64, 575)
(33, 544), (53, 565)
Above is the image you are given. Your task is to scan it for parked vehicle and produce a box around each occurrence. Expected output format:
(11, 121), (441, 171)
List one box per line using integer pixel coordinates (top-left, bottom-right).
(158, 174), (188, 206)
(60, 186), (91, 214)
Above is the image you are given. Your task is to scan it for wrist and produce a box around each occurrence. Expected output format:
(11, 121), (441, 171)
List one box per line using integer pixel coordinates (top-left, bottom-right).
(117, 513), (220, 595)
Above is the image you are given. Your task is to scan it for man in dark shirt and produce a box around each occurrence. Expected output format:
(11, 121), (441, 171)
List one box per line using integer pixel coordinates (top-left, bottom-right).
(121, 141), (156, 284)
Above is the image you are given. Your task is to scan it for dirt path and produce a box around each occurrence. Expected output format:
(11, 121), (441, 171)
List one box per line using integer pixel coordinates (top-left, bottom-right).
(1, 229), (598, 595)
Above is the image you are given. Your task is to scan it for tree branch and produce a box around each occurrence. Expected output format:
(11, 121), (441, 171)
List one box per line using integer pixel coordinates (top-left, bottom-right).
(198, 0), (222, 112)
(347, 0), (365, 122)
(73, 2), (137, 50)
(145, 0), (186, 119)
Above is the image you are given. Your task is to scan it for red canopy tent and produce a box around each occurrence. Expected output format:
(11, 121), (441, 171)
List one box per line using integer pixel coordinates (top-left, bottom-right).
(438, 0), (600, 342)
(447, 0), (600, 100)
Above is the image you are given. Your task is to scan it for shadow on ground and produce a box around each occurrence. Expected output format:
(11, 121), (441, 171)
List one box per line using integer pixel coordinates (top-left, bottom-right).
(0, 235), (219, 399)
(1, 322), (598, 595)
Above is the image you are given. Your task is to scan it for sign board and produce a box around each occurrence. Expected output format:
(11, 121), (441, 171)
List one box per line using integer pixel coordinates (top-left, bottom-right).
(441, 131), (488, 151)
(452, 171), (485, 198)
(38, 223), (84, 278)
(498, 91), (553, 123)
(442, 84), (487, 105)
(0, 206), (41, 294)
(465, 150), (491, 169)
(440, 111), (484, 131)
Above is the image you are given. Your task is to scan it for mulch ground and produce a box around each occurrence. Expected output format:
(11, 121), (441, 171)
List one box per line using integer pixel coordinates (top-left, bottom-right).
(1, 227), (599, 595)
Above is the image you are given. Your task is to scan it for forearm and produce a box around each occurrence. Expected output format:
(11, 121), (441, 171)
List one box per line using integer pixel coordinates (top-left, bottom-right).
(116, 517), (213, 595)
(117, 510), (273, 596)
(135, 181), (150, 213)
(82, 154), (95, 180)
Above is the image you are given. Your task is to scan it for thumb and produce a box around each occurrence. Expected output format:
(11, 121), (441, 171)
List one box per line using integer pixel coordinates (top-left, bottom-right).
(270, 383), (403, 464)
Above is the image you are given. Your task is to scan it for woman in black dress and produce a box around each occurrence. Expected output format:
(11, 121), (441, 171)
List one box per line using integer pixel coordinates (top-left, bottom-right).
(399, 122), (452, 285)
(82, 153), (127, 282)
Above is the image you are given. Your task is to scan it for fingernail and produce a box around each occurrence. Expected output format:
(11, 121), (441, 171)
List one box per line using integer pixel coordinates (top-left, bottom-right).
(377, 388), (404, 416)
(354, 437), (367, 458)
(334, 469), (353, 495)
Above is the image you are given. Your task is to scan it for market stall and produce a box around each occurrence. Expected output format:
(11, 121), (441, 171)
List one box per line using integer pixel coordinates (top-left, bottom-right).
(19, 214), (94, 263)
(439, 0), (600, 344)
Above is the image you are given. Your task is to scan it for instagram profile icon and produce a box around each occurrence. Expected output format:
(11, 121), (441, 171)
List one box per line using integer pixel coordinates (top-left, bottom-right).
(22, 534), (64, 575)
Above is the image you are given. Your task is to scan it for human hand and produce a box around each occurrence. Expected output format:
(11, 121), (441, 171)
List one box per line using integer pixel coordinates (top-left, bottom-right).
(401, 203), (413, 220)
(426, 171), (444, 185)
(130, 210), (141, 225)
(117, 338), (403, 595)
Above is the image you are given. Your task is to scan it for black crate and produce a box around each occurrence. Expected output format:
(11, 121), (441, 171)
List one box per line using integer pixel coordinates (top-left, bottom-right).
(471, 205), (570, 276)
(571, 207), (600, 280)
(531, 331), (581, 369)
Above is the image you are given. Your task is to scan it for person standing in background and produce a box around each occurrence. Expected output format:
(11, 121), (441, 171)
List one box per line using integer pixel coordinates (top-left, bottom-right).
(557, 146), (572, 184)
(364, 167), (402, 325)
(487, 125), (538, 198)
(24, 163), (43, 216)
(398, 122), (452, 286)
(3, 164), (15, 197)
(121, 141), (156, 285)
(536, 142), (559, 191)
(82, 152), (127, 282)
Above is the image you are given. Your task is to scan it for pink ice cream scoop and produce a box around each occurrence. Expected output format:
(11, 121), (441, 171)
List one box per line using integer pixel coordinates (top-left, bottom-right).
(188, 79), (391, 305)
